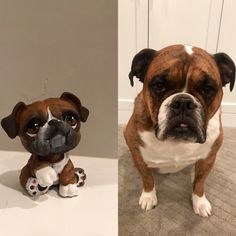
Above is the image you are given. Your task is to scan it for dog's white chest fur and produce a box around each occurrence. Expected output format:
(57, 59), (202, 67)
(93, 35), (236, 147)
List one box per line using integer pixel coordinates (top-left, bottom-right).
(52, 153), (69, 174)
(139, 109), (221, 173)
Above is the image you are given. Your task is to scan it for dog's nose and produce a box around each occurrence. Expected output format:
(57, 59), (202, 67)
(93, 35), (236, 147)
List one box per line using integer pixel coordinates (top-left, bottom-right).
(170, 95), (197, 113)
(48, 119), (60, 127)
(47, 119), (69, 136)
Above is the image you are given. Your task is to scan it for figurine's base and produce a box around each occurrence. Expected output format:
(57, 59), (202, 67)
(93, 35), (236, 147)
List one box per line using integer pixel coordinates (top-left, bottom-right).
(0, 151), (117, 236)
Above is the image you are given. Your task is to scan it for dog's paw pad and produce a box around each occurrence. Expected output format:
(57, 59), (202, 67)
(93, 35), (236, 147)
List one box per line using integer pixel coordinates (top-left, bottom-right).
(25, 177), (49, 196)
(192, 193), (212, 217)
(75, 168), (86, 187)
(139, 188), (158, 211)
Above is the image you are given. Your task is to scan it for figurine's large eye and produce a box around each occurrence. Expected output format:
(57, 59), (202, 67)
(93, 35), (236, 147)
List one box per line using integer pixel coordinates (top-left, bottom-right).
(26, 118), (42, 137)
(63, 113), (78, 128)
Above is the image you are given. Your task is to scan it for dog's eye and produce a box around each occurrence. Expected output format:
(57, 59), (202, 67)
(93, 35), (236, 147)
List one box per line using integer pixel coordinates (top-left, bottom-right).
(202, 85), (215, 95)
(198, 75), (217, 99)
(63, 114), (78, 128)
(150, 73), (170, 95)
(152, 82), (166, 92)
(201, 85), (216, 97)
(26, 118), (42, 136)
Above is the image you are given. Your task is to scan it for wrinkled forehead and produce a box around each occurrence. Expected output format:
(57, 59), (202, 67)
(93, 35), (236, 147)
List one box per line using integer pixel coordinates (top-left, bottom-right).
(19, 99), (78, 124)
(146, 45), (220, 83)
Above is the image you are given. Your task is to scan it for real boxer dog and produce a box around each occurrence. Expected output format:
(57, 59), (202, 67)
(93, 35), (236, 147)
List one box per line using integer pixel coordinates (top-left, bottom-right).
(124, 45), (235, 217)
(1, 92), (89, 197)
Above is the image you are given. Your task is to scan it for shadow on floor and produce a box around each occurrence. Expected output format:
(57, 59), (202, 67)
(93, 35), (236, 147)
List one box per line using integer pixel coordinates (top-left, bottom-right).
(0, 170), (49, 209)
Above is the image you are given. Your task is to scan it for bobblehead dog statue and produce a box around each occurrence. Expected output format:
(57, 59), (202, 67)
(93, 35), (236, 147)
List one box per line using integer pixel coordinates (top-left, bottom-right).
(125, 44), (235, 217)
(1, 92), (89, 197)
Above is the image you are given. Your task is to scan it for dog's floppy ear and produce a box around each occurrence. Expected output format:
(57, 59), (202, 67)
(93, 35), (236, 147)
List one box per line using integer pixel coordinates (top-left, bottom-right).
(213, 53), (235, 91)
(60, 92), (89, 122)
(1, 102), (26, 138)
(129, 48), (157, 86)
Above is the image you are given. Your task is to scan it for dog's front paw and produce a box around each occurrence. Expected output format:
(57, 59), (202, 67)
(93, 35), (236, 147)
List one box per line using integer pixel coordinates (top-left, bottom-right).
(25, 177), (49, 196)
(139, 187), (158, 211)
(59, 184), (78, 197)
(36, 166), (58, 187)
(75, 168), (86, 187)
(192, 193), (212, 217)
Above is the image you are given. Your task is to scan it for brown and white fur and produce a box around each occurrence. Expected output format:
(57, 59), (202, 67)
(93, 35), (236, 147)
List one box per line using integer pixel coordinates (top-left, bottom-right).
(1, 92), (88, 198)
(124, 45), (235, 217)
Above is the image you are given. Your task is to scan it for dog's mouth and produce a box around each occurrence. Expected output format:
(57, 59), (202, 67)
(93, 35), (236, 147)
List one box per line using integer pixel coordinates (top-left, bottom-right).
(50, 134), (66, 148)
(174, 122), (190, 130)
(169, 122), (198, 142)
(156, 116), (206, 144)
(172, 119), (195, 132)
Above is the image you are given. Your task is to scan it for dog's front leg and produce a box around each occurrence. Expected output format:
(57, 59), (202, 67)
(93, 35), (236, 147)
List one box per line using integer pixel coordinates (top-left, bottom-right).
(192, 157), (216, 217)
(192, 131), (222, 217)
(59, 159), (86, 197)
(24, 165), (57, 197)
(131, 151), (157, 211)
(35, 165), (58, 187)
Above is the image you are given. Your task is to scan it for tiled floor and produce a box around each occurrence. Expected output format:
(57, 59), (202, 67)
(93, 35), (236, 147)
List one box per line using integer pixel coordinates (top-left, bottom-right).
(119, 126), (236, 236)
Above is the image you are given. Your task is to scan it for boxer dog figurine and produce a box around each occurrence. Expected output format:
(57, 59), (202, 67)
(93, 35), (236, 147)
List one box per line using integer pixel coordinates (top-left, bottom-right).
(125, 45), (235, 217)
(1, 92), (88, 197)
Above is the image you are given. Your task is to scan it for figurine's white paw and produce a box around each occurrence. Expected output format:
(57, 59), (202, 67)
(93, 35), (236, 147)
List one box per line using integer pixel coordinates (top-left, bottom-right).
(36, 166), (58, 187)
(192, 193), (212, 217)
(59, 184), (78, 197)
(25, 177), (49, 196)
(139, 187), (158, 211)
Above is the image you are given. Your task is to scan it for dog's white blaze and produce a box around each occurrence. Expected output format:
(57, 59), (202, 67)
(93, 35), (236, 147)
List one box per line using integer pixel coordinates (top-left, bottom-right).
(157, 92), (203, 141)
(183, 77), (189, 93)
(47, 107), (57, 121)
(139, 109), (220, 173)
(183, 45), (193, 92)
(185, 45), (193, 55)
(37, 107), (57, 138)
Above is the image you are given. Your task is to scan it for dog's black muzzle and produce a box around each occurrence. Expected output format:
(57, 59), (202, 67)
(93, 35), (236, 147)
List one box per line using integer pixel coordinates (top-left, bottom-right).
(30, 119), (79, 156)
(159, 94), (206, 143)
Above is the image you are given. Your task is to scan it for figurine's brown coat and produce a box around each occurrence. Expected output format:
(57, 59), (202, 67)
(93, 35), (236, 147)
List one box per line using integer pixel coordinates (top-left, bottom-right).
(1, 92), (89, 196)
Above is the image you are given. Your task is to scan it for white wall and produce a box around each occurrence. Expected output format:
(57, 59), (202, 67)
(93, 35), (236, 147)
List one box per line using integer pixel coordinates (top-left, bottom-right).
(217, 0), (236, 105)
(118, 0), (148, 123)
(119, 0), (236, 126)
(149, 0), (222, 52)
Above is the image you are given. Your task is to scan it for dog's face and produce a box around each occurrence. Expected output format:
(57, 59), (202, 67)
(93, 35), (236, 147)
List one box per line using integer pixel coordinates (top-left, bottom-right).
(129, 45), (235, 143)
(1, 92), (89, 156)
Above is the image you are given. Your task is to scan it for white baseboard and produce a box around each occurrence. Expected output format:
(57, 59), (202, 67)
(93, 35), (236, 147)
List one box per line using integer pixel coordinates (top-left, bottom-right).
(118, 99), (134, 124)
(118, 99), (236, 127)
